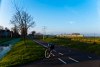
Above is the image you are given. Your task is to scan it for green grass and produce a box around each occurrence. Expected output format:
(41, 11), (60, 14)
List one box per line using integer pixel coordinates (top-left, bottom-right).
(43, 37), (100, 55)
(0, 38), (19, 46)
(0, 39), (45, 67)
(0, 38), (13, 44)
(71, 37), (100, 44)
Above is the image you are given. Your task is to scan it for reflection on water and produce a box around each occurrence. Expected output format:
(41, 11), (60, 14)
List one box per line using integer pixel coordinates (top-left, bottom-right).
(0, 47), (3, 52)
(0, 38), (20, 59)
(0, 45), (11, 59)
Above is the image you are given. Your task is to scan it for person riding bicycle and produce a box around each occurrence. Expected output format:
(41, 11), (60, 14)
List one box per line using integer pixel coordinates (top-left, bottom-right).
(45, 43), (55, 58)
(48, 43), (55, 51)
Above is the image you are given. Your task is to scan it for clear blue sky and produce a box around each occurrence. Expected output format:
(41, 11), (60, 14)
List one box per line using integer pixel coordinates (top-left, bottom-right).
(0, 0), (100, 35)
(0, 0), (1, 5)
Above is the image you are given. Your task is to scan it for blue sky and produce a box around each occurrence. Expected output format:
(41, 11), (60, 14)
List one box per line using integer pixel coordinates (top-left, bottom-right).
(0, 0), (100, 35)
(0, 0), (1, 9)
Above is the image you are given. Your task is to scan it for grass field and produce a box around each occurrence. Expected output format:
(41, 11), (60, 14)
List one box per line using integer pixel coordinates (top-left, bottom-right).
(0, 38), (17, 45)
(42, 37), (100, 55)
(0, 39), (45, 67)
(71, 37), (100, 44)
(0, 38), (12, 44)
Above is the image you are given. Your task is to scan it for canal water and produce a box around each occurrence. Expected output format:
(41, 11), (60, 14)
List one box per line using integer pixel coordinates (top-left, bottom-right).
(0, 45), (11, 59)
(0, 38), (20, 59)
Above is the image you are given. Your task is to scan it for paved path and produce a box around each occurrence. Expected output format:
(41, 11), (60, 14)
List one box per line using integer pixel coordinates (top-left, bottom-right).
(20, 40), (100, 67)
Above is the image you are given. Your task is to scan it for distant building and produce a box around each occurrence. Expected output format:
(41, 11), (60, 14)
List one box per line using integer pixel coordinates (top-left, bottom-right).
(56, 33), (84, 38)
(0, 30), (11, 38)
(0, 29), (20, 38)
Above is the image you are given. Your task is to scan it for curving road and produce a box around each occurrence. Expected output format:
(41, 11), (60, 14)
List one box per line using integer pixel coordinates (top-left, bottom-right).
(20, 40), (100, 67)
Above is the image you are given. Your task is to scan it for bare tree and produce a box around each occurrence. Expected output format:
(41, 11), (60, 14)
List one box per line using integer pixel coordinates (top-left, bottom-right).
(11, 6), (35, 36)
(10, 4), (35, 46)
(10, 8), (35, 36)
(11, 24), (19, 38)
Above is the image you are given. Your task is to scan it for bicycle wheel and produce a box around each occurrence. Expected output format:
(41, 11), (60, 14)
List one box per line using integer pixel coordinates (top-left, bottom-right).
(45, 49), (51, 58)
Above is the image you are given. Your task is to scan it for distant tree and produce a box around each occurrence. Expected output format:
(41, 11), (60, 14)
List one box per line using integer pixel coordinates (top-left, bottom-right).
(5, 27), (10, 38)
(35, 33), (43, 39)
(5, 27), (9, 31)
(0, 26), (3, 38)
(31, 31), (36, 38)
(11, 25), (19, 38)
(13, 25), (18, 34)
(0, 26), (4, 30)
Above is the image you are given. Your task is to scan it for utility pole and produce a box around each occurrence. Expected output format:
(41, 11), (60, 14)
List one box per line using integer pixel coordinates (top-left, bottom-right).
(94, 33), (95, 45)
(42, 26), (46, 40)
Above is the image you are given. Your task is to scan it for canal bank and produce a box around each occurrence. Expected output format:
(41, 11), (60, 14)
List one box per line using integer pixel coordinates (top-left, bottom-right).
(0, 38), (20, 59)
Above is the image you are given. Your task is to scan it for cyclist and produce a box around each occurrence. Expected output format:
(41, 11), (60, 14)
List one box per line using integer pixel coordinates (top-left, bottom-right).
(45, 43), (55, 58)
(48, 43), (55, 51)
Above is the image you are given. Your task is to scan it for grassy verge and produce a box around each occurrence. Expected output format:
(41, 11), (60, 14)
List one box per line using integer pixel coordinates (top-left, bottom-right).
(0, 39), (45, 67)
(0, 38), (16, 45)
(42, 37), (100, 55)
(0, 38), (12, 43)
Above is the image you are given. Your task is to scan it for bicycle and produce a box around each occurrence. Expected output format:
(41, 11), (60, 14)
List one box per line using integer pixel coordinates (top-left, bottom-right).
(45, 43), (55, 58)
(45, 48), (52, 58)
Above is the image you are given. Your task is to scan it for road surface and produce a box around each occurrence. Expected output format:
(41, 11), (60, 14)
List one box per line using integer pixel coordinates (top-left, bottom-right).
(20, 40), (100, 67)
